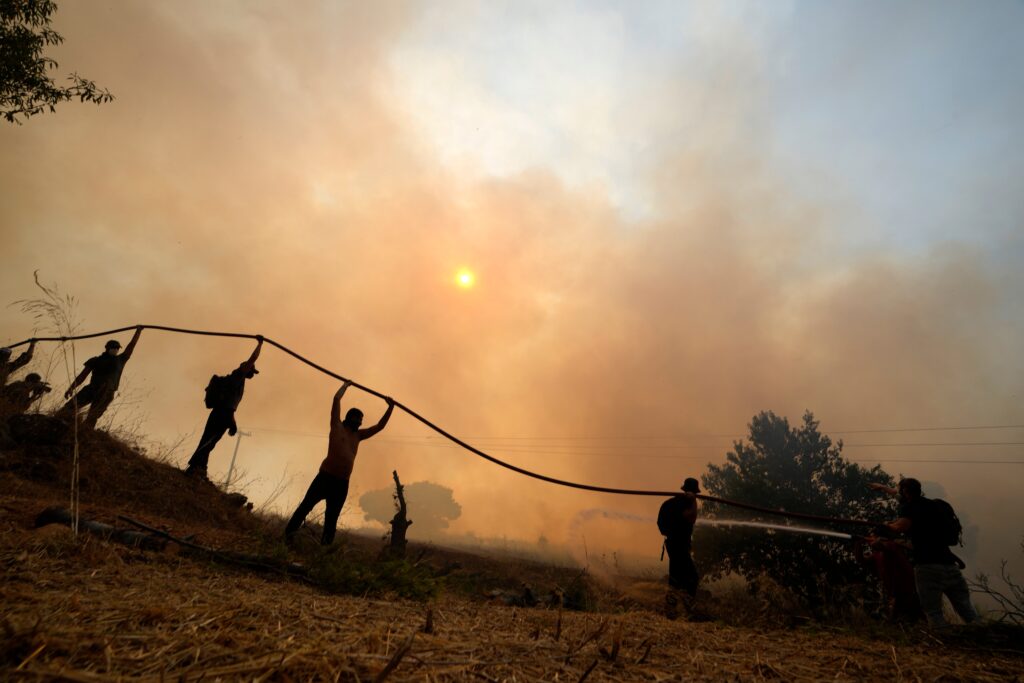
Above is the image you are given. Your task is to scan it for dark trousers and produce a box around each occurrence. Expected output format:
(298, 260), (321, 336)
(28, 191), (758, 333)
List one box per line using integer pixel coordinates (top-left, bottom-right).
(187, 408), (235, 472)
(58, 384), (115, 428)
(285, 471), (350, 545)
(666, 537), (699, 596)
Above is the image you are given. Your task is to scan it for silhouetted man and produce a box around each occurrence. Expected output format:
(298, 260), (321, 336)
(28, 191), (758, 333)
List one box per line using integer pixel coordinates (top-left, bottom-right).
(658, 477), (701, 619)
(869, 478), (977, 628)
(285, 381), (395, 546)
(0, 341), (35, 386)
(184, 337), (263, 480)
(59, 327), (142, 429)
(0, 372), (51, 416)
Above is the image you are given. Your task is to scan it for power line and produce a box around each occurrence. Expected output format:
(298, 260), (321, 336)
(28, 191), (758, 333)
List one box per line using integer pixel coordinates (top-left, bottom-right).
(372, 424), (1024, 440)
(248, 429), (1024, 464)
(255, 428), (1024, 449)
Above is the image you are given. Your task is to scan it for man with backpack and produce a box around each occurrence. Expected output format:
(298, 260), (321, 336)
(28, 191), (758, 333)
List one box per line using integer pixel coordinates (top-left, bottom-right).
(657, 477), (701, 619)
(869, 478), (977, 628)
(184, 337), (263, 480)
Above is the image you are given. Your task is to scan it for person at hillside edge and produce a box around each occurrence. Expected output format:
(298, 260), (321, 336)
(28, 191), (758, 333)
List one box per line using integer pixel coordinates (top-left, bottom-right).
(657, 476), (701, 619)
(184, 337), (263, 480)
(869, 478), (977, 628)
(0, 372), (51, 416)
(285, 381), (394, 546)
(58, 327), (142, 429)
(0, 340), (36, 386)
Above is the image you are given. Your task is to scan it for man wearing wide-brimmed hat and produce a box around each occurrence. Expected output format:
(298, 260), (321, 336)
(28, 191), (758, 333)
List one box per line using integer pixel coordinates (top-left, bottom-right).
(58, 327), (143, 429)
(657, 477), (701, 619)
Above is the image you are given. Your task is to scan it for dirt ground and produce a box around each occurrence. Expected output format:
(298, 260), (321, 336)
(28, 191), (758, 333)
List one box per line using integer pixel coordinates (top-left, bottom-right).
(2, 418), (1023, 681)
(3, 509), (1023, 682)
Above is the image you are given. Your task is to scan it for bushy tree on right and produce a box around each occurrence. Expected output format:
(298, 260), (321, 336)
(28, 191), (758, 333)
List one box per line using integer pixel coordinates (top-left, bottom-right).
(695, 410), (897, 610)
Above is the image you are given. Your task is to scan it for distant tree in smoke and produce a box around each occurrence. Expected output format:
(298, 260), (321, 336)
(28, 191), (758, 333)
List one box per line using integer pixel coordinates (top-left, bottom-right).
(1, 0), (114, 124)
(359, 481), (461, 539)
(696, 410), (897, 609)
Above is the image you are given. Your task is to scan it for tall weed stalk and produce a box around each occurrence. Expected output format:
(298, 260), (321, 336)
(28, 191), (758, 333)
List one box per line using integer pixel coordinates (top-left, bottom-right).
(16, 272), (82, 533)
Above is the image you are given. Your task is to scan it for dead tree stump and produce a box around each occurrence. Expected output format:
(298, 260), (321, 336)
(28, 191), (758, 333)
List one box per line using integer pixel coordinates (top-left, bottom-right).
(387, 469), (413, 558)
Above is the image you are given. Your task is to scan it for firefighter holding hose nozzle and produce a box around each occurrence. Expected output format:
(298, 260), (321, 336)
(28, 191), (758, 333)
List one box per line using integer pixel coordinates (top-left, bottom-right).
(658, 477), (704, 620)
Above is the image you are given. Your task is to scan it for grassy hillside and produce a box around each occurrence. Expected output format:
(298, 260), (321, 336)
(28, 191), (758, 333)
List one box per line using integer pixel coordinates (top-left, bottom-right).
(2, 415), (1022, 680)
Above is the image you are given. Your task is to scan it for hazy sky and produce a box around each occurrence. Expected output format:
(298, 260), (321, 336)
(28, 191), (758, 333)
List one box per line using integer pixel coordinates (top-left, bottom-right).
(1, 1), (1022, 575)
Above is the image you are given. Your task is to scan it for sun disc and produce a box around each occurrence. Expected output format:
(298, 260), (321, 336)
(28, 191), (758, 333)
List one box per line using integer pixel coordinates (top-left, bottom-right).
(456, 269), (475, 288)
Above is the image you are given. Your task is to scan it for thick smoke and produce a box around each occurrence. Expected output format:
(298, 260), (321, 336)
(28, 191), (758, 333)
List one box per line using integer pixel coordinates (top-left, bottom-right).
(1, 2), (1021, 580)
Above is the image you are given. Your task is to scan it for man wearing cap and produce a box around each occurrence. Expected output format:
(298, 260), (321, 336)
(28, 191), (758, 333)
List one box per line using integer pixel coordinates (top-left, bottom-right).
(184, 337), (263, 480)
(0, 340), (36, 386)
(0, 372), (51, 416)
(59, 327), (143, 429)
(657, 477), (702, 619)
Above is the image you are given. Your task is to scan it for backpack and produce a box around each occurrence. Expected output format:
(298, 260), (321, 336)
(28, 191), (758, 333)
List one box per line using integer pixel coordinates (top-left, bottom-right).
(657, 496), (693, 537)
(657, 501), (673, 536)
(203, 374), (232, 409)
(928, 498), (963, 547)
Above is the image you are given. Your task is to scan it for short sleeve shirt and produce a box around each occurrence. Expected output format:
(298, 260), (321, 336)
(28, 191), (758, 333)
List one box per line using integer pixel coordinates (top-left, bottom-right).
(84, 354), (128, 393)
(898, 497), (956, 565)
(1, 380), (35, 412)
(224, 368), (249, 411)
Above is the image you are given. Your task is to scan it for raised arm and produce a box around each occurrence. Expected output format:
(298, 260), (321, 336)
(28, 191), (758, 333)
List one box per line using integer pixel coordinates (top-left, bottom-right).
(867, 482), (898, 497)
(887, 517), (912, 534)
(244, 336), (263, 367)
(330, 381), (351, 426)
(12, 341), (35, 371)
(358, 397), (395, 440)
(121, 327), (143, 361)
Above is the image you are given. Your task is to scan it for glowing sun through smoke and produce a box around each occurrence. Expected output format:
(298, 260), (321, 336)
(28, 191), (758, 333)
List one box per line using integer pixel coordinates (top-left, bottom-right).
(455, 268), (475, 288)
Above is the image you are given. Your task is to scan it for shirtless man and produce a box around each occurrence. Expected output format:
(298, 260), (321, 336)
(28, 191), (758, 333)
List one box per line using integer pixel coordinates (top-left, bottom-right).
(284, 381), (395, 546)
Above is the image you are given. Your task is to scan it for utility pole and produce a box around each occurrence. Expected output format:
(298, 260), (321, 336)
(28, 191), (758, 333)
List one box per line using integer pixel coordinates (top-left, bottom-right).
(224, 431), (251, 489)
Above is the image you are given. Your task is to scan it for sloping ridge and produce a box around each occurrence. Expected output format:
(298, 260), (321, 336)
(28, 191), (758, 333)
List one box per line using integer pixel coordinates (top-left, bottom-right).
(0, 413), (255, 530)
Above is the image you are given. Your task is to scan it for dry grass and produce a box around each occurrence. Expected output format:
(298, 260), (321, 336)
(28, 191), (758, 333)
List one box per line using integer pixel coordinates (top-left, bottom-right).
(3, 514), (1023, 681)
(2, 417), (1023, 681)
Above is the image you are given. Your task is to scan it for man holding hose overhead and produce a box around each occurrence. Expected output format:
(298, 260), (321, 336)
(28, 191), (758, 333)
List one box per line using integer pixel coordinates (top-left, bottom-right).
(184, 337), (263, 480)
(59, 327), (142, 429)
(285, 380), (395, 546)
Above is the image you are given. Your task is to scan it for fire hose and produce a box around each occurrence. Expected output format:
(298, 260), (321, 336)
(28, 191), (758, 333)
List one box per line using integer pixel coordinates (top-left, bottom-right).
(7, 325), (878, 529)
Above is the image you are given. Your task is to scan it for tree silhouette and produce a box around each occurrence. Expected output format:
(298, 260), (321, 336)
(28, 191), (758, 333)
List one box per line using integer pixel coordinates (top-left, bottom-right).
(695, 410), (897, 608)
(360, 481), (461, 539)
(1, 0), (113, 124)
